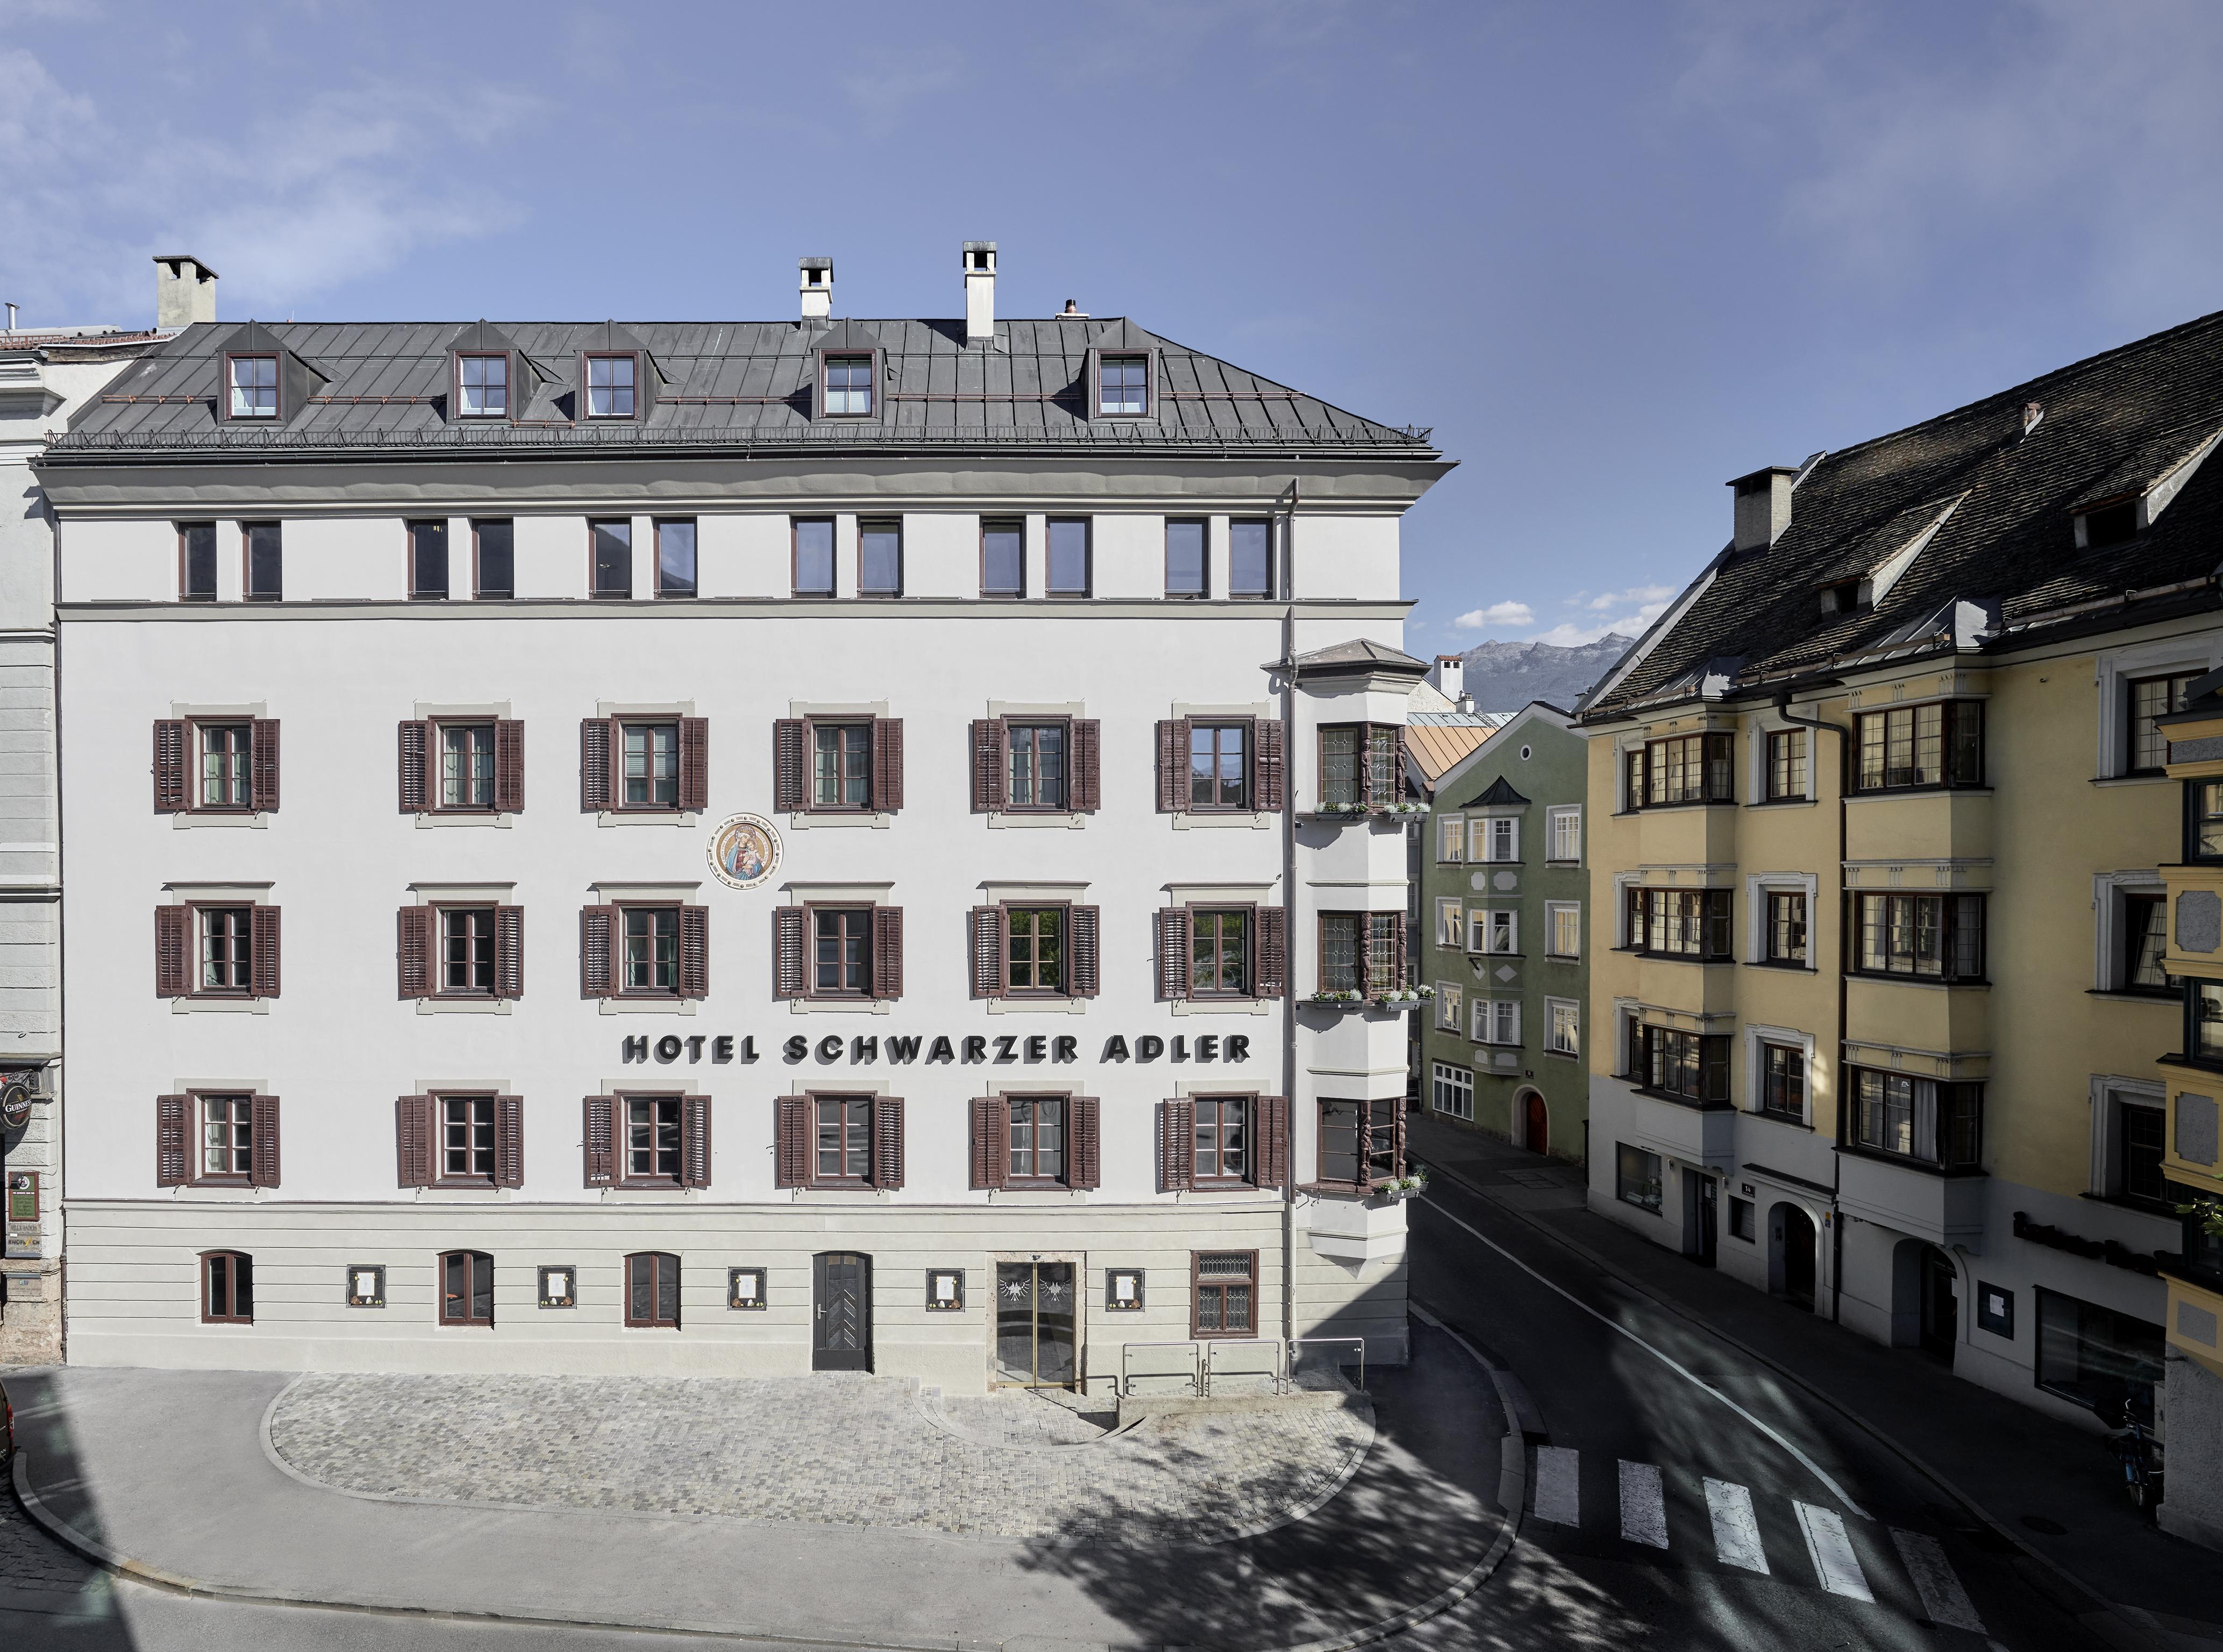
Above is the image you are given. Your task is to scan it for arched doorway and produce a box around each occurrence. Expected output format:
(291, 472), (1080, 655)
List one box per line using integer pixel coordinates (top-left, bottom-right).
(1517, 1089), (1548, 1155)
(1918, 1245), (1958, 1363)
(1769, 1203), (1816, 1311)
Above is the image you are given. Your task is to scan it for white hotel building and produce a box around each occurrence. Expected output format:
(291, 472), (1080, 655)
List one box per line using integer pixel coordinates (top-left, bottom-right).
(38, 249), (1450, 1387)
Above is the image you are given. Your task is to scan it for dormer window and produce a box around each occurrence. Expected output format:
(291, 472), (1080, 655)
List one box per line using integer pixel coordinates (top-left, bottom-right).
(1820, 578), (1868, 615)
(823, 354), (873, 417)
(227, 355), (277, 418)
(585, 354), (636, 418)
(1099, 354), (1148, 416)
(457, 354), (508, 417)
(2083, 500), (2138, 550)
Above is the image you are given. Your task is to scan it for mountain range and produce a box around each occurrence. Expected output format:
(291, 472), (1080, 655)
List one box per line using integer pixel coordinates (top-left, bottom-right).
(1458, 633), (1635, 715)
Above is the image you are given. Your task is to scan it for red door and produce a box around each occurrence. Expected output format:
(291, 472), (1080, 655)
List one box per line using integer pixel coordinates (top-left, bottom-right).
(1522, 1093), (1548, 1155)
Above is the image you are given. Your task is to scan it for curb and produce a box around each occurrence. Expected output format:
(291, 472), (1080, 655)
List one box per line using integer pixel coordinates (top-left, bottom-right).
(8, 1321), (1526, 1652)
(1411, 1150), (2169, 1652)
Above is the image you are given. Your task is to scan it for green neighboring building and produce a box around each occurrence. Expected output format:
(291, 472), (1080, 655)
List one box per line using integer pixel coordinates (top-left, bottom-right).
(1415, 701), (1590, 1164)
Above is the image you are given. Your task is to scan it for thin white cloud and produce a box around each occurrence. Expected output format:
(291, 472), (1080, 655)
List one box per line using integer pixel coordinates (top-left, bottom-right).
(839, 44), (965, 133)
(1586, 583), (1673, 613)
(1452, 601), (1535, 631)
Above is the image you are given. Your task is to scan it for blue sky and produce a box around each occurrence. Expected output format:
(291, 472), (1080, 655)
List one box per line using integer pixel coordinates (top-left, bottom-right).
(7, 0), (2223, 649)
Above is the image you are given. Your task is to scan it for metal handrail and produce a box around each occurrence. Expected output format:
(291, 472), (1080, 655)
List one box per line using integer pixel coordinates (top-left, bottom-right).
(1202, 1337), (1287, 1396)
(1289, 1335), (1366, 1393)
(1119, 1339), (1202, 1398)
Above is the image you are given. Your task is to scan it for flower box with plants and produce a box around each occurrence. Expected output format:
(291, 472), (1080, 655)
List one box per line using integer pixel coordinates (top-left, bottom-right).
(1377, 1173), (1429, 1202)
(1372, 986), (1434, 1007)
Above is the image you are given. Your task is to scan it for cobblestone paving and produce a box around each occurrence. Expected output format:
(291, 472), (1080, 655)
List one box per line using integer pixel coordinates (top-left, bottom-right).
(932, 1387), (1119, 1447)
(268, 1373), (1371, 1546)
(0, 1492), (111, 1604)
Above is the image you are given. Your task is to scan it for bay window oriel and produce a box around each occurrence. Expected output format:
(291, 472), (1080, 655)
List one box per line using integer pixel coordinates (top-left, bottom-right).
(1628, 1022), (1730, 1103)
(1626, 887), (1733, 959)
(1854, 892), (1985, 982)
(1315, 1097), (1402, 1189)
(1319, 724), (1403, 810)
(1319, 910), (1403, 996)
(1848, 1069), (1983, 1169)
(1627, 731), (1734, 807)
(1855, 700), (1983, 791)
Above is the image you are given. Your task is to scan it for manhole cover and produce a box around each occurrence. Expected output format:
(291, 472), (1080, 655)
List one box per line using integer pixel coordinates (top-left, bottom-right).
(2020, 1514), (2068, 1536)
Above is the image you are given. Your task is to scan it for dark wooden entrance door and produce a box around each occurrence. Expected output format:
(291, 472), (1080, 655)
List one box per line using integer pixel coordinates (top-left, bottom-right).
(1522, 1092), (1548, 1155)
(813, 1251), (872, 1371)
(1777, 1206), (1816, 1311)
(1919, 1245), (1957, 1363)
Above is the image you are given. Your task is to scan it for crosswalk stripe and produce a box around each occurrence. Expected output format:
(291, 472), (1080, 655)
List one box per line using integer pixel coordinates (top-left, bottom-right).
(1795, 1501), (1873, 1601)
(1534, 1445), (1581, 1525)
(1619, 1459), (1669, 1548)
(1705, 1478), (1770, 1573)
(1890, 1528), (1987, 1633)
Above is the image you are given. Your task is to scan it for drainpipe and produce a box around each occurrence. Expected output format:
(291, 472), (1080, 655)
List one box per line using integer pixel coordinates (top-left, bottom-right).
(1775, 690), (1849, 1322)
(1281, 479), (1299, 1350)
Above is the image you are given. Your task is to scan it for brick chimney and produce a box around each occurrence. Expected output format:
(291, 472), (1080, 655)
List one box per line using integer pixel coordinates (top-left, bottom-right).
(1728, 466), (1798, 552)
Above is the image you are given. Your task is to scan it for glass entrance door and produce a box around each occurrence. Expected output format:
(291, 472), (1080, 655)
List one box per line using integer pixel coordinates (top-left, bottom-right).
(995, 1261), (1077, 1387)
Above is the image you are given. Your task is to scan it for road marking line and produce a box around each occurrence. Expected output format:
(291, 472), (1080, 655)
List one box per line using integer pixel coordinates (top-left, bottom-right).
(1705, 1479), (1770, 1573)
(1619, 1460), (1669, 1548)
(1533, 1444), (1580, 1525)
(1796, 1500), (1874, 1601)
(1890, 1528), (1987, 1632)
(1416, 1193), (1871, 1519)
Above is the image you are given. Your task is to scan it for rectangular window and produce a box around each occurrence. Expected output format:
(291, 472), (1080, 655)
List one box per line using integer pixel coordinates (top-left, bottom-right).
(440, 723), (494, 810)
(622, 907), (680, 993)
(198, 722), (253, 808)
(203, 1251), (254, 1323)
(793, 518), (836, 597)
(1435, 982), (1463, 1032)
(2192, 781), (2223, 862)
(1438, 816), (1466, 863)
(1165, 518), (1207, 597)
(590, 519), (632, 599)
(814, 1095), (873, 1182)
(1480, 909), (1518, 955)
(1761, 1044), (1805, 1122)
(2121, 1102), (2167, 1204)
(457, 353), (508, 417)
(1474, 996), (1520, 1046)
(1007, 723), (1067, 810)
(2194, 981), (2223, 1063)
(1630, 1024), (1730, 1103)
(622, 722), (679, 807)
(2128, 673), (2200, 774)
(1478, 817), (1520, 862)
(1548, 999), (1580, 1056)
(181, 523), (217, 601)
(1431, 1062), (1474, 1121)
(1229, 518), (1273, 598)
(586, 354), (636, 418)
(1192, 1095), (1249, 1184)
(625, 1252), (681, 1328)
(1616, 1143), (1663, 1212)
(812, 723), (872, 809)
(812, 906), (872, 996)
(981, 519), (1024, 596)
(244, 522), (282, 601)
(200, 905), (254, 993)
(198, 1094), (253, 1181)
(2124, 893), (2174, 994)
(656, 519), (696, 598)
(1008, 1095), (1066, 1183)
(1320, 912), (1400, 995)
(1319, 1098), (1398, 1186)
(1728, 1198), (1755, 1240)
(823, 354), (873, 416)
(1851, 1070), (1983, 1167)
(1007, 907), (1066, 993)
(440, 1098), (496, 1183)
(1855, 893), (1985, 981)
(1547, 806), (1581, 864)
(1193, 1250), (1255, 1336)
(1765, 892), (1809, 964)
(1547, 902), (1581, 960)
(1188, 722), (1248, 809)
(626, 1097), (682, 1183)
(440, 906), (495, 994)
(1766, 729), (1808, 800)
(440, 1250), (495, 1327)
(1321, 726), (1360, 808)
(228, 355), (277, 418)
(1435, 899), (1464, 951)
(1855, 701), (1984, 791)
(1100, 354), (1149, 416)
(473, 520), (514, 600)
(1189, 908), (1250, 996)
(858, 519), (902, 596)
(2036, 1287), (2165, 1426)
(1634, 732), (1734, 806)
(1626, 888), (1733, 959)
(1046, 518), (1091, 595)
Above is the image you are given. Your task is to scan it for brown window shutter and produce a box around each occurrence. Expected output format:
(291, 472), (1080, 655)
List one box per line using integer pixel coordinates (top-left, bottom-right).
(1255, 718), (1286, 811)
(1071, 719), (1101, 812)
(251, 905), (281, 998)
(154, 720), (187, 813)
(251, 719), (280, 812)
(397, 720), (430, 813)
(681, 1094), (711, 1188)
(155, 906), (190, 997)
(1257, 906), (1287, 999)
(969, 906), (1006, 999)
(396, 1095), (433, 1187)
(580, 718), (611, 811)
(773, 718), (806, 812)
(1156, 907), (1192, 1000)
(580, 905), (617, 998)
(774, 907), (806, 998)
(971, 718), (1007, 811)
(1255, 1095), (1288, 1188)
(494, 906), (524, 999)
(1156, 719), (1185, 812)
(678, 716), (709, 812)
(495, 1095), (524, 1188)
(157, 1094), (189, 1186)
(1158, 1098), (1194, 1192)
(397, 906), (434, 999)
(494, 720), (525, 813)
(250, 1094), (281, 1187)
(678, 905), (709, 998)
(583, 1095), (616, 1186)
(774, 1095), (810, 1187)
(1069, 905), (1101, 998)
(872, 717), (904, 811)
(1069, 1095), (1101, 1190)
(872, 905), (903, 1000)
(970, 1096), (1008, 1190)
(872, 1095), (905, 1190)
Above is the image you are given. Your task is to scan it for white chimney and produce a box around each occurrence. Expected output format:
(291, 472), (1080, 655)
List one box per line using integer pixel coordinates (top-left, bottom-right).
(799, 257), (832, 321)
(964, 241), (996, 341)
(1728, 465), (1797, 552)
(154, 254), (218, 329)
(1428, 653), (1464, 702)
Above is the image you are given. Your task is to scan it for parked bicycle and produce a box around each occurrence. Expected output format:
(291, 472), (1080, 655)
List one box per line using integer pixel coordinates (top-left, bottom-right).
(2097, 1399), (2164, 1516)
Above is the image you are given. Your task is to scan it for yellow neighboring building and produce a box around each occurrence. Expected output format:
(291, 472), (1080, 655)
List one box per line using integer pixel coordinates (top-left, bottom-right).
(1575, 314), (2223, 1525)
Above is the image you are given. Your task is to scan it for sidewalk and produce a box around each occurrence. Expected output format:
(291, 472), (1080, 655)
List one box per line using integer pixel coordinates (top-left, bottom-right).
(6, 1319), (1510, 1650)
(1407, 1114), (2223, 1646)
